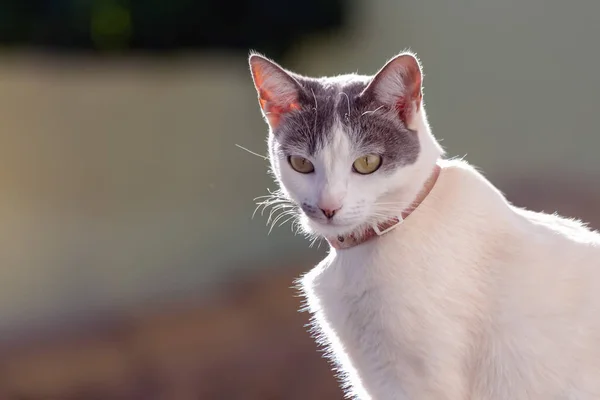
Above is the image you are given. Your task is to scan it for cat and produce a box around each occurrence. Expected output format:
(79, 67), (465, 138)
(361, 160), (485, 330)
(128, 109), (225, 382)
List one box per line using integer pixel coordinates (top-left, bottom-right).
(248, 51), (600, 400)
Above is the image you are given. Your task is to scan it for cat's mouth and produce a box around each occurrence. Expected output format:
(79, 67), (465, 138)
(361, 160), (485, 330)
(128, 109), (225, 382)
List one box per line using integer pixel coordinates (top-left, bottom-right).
(307, 215), (347, 226)
(304, 215), (361, 237)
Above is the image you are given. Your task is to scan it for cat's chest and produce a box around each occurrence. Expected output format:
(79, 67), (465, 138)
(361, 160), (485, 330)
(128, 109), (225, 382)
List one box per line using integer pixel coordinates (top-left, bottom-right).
(309, 240), (432, 324)
(308, 241), (430, 338)
(304, 244), (432, 397)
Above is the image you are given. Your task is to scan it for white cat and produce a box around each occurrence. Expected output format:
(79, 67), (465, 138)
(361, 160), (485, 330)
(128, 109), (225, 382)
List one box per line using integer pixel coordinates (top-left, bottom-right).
(249, 51), (600, 400)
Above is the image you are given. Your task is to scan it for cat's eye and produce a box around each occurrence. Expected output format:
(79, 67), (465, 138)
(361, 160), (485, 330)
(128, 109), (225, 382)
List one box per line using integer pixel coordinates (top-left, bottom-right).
(288, 155), (315, 174)
(353, 154), (382, 175)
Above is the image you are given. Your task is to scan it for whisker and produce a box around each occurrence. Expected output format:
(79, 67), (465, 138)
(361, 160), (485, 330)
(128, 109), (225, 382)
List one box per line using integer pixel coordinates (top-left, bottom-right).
(267, 205), (288, 224)
(235, 144), (268, 160)
(254, 199), (285, 219)
(291, 218), (302, 235)
(309, 236), (319, 248)
(261, 201), (294, 219)
(252, 204), (263, 219)
(278, 214), (297, 228)
(339, 92), (351, 120)
(253, 191), (287, 202)
(256, 199), (290, 210)
(254, 194), (281, 201)
(360, 105), (384, 117)
(269, 210), (295, 234)
(253, 187), (303, 233)
(272, 209), (295, 225)
(311, 88), (318, 136)
(316, 237), (325, 249)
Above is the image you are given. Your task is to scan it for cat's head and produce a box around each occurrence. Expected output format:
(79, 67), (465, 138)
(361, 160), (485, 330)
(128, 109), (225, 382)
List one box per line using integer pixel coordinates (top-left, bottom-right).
(249, 52), (443, 239)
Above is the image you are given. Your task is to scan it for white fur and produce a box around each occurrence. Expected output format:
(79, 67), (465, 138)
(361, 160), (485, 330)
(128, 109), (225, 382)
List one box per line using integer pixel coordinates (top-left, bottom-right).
(283, 105), (600, 399)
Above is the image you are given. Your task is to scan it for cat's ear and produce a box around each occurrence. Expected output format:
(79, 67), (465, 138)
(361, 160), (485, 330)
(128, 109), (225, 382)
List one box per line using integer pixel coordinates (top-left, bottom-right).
(249, 53), (303, 128)
(362, 52), (423, 124)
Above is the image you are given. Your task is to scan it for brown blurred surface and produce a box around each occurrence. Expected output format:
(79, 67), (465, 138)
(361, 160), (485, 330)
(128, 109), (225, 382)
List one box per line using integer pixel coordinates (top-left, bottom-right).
(0, 266), (344, 400)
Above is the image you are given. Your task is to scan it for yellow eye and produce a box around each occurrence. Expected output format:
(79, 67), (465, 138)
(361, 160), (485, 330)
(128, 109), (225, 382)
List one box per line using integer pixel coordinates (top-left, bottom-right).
(288, 155), (315, 174)
(353, 154), (382, 174)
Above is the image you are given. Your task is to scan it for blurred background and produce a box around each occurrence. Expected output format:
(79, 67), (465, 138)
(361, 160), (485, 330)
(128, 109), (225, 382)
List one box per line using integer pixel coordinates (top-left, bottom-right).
(0, 0), (599, 398)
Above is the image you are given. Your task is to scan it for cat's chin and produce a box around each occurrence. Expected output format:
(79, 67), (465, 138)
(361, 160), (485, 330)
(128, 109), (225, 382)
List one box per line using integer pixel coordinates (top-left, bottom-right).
(302, 217), (363, 239)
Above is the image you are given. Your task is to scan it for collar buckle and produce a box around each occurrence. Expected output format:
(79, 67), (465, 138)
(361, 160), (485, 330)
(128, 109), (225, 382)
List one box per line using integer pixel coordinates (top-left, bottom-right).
(372, 216), (403, 236)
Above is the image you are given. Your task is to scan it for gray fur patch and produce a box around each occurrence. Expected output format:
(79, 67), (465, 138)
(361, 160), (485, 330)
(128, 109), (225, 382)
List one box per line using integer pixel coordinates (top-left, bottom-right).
(339, 80), (420, 172)
(273, 77), (336, 156)
(272, 73), (420, 171)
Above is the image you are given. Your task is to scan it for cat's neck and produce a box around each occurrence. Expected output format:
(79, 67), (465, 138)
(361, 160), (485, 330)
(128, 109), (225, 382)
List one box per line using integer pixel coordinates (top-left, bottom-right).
(327, 160), (442, 250)
(399, 161), (442, 217)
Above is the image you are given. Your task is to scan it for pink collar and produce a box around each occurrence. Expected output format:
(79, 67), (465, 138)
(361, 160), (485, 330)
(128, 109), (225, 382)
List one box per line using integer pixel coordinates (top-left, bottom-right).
(326, 164), (442, 250)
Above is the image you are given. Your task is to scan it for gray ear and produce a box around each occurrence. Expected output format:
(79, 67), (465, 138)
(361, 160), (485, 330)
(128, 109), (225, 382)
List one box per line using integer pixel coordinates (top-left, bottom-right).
(362, 52), (423, 122)
(249, 53), (303, 127)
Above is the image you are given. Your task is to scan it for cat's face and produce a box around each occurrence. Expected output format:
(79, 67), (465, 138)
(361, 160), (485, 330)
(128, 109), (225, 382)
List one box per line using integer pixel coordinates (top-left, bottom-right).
(250, 53), (440, 238)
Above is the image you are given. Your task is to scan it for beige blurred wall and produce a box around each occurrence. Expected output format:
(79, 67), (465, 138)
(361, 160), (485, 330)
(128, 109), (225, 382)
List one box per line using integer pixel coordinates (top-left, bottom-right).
(0, 54), (310, 333)
(1, 0), (599, 334)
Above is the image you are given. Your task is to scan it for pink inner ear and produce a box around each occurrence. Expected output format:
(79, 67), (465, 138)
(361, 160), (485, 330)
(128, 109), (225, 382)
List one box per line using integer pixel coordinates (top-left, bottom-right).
(251, 59), (300, 127)
(365, 53), (423, 123)
(258, 89), (300, 127)
(395, 63), (422, 122)
(395, 84), (422, 122)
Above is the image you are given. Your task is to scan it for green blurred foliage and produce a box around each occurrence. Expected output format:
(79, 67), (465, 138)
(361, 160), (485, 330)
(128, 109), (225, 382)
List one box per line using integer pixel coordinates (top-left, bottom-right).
(0, 0), (348, 58)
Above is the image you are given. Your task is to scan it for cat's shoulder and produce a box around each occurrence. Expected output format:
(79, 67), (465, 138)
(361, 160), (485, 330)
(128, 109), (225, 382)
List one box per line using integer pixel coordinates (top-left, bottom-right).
(438, 158), (496, 189)
(430, 158), (509, 210)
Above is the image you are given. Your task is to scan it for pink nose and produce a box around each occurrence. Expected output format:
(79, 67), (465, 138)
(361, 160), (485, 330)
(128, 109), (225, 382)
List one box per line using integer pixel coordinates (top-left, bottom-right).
(320, 207), (340, 219)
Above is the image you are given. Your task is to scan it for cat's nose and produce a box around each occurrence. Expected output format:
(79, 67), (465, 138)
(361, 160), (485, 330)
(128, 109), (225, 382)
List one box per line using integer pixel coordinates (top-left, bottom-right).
(320, 207), (340, 219)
